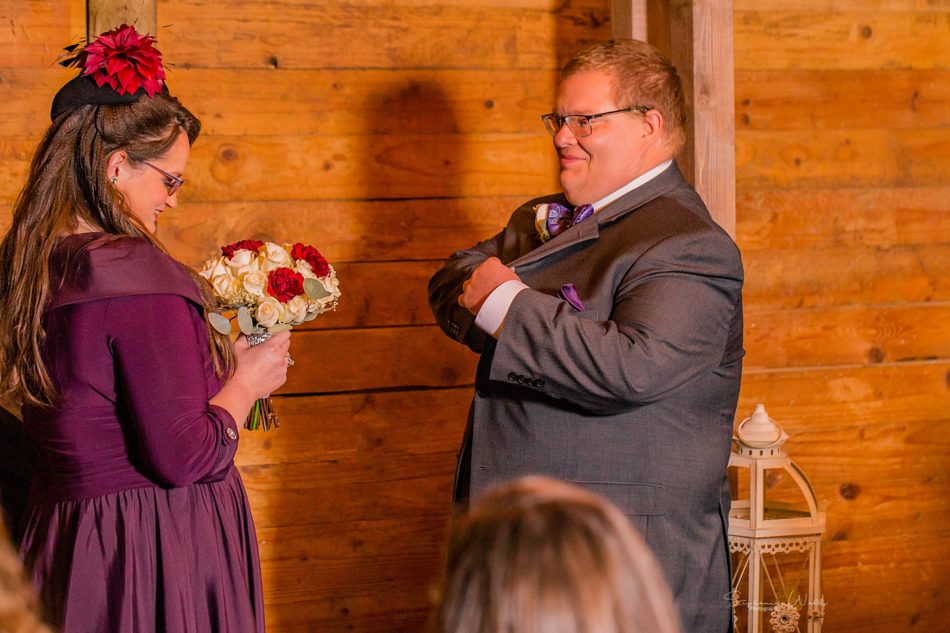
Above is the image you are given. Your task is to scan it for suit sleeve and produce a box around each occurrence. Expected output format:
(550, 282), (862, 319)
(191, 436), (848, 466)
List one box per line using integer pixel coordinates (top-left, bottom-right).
(428, 229), (507, 353)
(105, 293), (240, 486)
(489, 229), (743, 415)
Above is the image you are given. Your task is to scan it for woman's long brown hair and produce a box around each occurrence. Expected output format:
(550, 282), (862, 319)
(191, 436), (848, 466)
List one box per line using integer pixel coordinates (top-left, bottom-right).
(0, 93), (234, 409)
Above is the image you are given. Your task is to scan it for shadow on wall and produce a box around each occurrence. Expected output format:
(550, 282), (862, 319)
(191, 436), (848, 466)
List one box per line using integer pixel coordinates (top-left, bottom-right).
(263, 74), (470, 629)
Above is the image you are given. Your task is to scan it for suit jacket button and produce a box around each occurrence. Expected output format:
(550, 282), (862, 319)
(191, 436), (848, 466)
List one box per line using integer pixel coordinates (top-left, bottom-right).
(507, 372), (518, 382)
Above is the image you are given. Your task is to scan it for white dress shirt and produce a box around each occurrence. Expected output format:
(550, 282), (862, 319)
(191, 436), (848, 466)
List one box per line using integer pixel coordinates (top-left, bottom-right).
(474, 160), (673, 337)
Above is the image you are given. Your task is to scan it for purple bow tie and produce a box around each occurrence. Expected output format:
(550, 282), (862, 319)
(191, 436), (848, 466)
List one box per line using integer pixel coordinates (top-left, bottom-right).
(545, 203), (594, 239)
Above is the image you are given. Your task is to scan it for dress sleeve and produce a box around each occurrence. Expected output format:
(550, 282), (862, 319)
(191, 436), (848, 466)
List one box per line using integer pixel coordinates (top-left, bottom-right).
(104, 293), (240, 487)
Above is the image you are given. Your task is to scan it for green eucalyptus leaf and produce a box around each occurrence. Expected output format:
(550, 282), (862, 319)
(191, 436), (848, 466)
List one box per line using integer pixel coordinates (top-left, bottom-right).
(304, 278), (331, 300)
(208, 312), (232, 335)
(268, 323), (293, 333)
(237, 306), (255, 335)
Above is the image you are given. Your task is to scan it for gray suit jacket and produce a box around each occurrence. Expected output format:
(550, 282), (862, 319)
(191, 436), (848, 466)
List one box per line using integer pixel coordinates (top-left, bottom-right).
(428, 163), (743, 633)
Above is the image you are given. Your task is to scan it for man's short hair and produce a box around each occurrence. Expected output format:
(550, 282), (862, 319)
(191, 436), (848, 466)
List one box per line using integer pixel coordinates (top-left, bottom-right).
(562, 39), (687, 154)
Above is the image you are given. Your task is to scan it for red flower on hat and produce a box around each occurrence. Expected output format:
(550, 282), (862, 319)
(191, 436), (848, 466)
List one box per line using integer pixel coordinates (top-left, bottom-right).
(62, 24), (166, 97)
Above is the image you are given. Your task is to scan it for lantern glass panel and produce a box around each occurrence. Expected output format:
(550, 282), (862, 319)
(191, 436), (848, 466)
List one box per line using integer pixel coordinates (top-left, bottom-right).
(731, 544), (815, 633)
(763, 468), (812, 520)
(729, 463), (751, 499)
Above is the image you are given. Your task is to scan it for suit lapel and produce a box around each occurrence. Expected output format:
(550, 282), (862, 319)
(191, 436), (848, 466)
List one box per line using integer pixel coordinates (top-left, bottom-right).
(509, 215), (599, 270)
(509, 162), (686, 271)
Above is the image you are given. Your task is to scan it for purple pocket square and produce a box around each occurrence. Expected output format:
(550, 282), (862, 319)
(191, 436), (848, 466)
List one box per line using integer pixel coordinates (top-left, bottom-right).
(557, 283), (585, 311)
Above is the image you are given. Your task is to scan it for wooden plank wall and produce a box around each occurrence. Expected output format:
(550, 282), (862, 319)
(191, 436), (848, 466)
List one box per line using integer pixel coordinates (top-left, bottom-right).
(2, 1), (948, 632)
(0, 1), (610, 631)
(733, 1), (950, 631)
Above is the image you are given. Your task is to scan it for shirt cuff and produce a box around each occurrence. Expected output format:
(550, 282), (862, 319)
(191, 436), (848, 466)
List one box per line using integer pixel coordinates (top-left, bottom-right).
(475, 280), (529, 337)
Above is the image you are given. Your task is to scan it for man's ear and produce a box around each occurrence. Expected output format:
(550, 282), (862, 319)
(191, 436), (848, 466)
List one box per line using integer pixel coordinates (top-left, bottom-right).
(642, 109), (665, 142)
(105, 150), (128, 183)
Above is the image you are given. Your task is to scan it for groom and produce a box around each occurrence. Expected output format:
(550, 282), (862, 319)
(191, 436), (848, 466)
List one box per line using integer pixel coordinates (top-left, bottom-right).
(428, 39), (743, 632)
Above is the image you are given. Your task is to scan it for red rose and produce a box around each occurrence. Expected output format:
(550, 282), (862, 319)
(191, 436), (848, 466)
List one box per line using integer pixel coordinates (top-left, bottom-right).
(221, 239), (264, 258)
(290, 242), (330, 277)
(267, 267), (305, 303)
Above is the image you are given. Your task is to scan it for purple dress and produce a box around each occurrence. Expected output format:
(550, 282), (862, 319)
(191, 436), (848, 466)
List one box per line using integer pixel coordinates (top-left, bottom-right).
(18, 233), (264, 633)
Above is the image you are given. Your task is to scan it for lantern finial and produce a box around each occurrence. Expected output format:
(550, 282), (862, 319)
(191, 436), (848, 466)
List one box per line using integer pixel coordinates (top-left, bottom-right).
(737, 403), (786, 448)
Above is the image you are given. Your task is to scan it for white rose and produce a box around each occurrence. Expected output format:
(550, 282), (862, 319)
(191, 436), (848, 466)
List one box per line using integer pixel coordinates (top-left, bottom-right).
(211, 273), (240, 302)
(314, 270), (340, 311)
(296, 260), (316, 279)
(284, 295), (309, 325)
(322, 269), (340, 294)
(256, 256), (284, 274)
(255, 297), (282, 328)
(199, 257), (229, 281)
(276, 300), (295, 324)
(241, 270), (268, 297)
(262, 243), (292, 267)
(227, 249), (255, 268)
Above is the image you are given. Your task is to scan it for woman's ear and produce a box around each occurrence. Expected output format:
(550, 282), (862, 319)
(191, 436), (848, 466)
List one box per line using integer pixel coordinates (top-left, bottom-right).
(105, 150), (128, 184)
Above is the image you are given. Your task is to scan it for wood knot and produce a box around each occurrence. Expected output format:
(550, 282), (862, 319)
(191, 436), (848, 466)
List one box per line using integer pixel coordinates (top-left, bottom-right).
(839, 482), (860, 500)
(861, 25), (873, 39)
(484, 99), (494, 109)
(267, 56), (279, 69)
(220, 146), (238, 162)
(867, 347), (885, 363)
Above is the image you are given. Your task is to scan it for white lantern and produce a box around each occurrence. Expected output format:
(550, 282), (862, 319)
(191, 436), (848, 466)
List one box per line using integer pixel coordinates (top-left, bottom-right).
(728, 404), (826, 632)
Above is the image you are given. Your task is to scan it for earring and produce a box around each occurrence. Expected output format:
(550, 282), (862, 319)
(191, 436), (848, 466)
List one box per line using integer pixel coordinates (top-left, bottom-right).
(110, 175), (118, 184)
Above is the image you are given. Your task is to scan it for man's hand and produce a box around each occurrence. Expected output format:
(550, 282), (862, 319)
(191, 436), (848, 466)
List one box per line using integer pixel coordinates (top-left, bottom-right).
(458, 257), (520, 314)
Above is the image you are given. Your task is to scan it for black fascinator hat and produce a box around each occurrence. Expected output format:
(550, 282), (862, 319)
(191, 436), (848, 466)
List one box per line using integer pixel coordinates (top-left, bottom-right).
(51, 24), (169, 121)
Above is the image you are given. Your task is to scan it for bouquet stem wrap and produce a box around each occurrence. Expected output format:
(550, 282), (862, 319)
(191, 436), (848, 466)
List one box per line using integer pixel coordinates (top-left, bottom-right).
(245, 331), (279, 431)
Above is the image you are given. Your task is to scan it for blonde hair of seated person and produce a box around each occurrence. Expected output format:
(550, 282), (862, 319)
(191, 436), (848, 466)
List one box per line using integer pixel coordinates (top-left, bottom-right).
(435, 476), (682, 633)
(0, 522), (53, 633)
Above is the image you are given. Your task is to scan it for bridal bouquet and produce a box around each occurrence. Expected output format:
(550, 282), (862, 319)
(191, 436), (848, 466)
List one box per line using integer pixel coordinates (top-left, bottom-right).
(199, 239), (341, 430)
